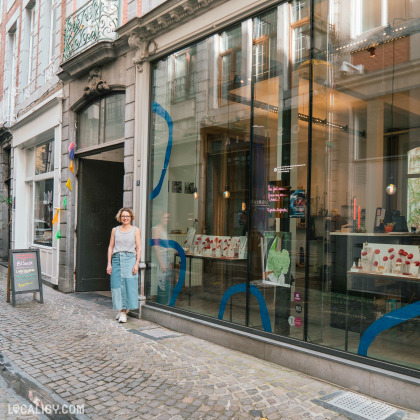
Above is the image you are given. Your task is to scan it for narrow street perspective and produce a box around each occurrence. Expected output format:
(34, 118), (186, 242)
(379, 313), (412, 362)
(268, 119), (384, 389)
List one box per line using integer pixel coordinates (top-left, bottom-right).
(0, 265), (417, 420)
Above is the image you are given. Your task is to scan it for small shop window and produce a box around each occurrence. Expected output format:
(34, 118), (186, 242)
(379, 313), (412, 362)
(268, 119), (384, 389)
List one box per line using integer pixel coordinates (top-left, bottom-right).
(34, 178), (54, 246)
(35, 141), (54, 174)
(77, 93), (125, 149)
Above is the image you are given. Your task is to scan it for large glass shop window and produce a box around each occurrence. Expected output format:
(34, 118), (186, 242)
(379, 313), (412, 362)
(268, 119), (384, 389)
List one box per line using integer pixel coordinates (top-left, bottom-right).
(310, 0), (420, 370)
(148, 4), (305, 335)
(147, 0), (420, 372)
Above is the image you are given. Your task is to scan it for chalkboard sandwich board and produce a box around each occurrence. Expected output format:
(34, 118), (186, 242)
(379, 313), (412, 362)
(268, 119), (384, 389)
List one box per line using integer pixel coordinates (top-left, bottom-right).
(7, 249), (44, 307)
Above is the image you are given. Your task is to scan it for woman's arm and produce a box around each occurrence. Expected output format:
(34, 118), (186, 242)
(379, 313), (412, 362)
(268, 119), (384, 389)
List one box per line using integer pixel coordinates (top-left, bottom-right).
(106, 228), (116, 275)
(133, 228), (141, 275)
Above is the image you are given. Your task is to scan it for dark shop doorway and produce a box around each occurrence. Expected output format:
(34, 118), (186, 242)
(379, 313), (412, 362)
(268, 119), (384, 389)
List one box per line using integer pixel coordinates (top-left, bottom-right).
(76, 149), (124, 292)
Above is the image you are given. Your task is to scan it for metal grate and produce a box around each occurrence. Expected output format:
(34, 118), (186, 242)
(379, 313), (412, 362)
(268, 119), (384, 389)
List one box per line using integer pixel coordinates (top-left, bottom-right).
(326, 392), (398, 420)
(129, 327), (182, 341)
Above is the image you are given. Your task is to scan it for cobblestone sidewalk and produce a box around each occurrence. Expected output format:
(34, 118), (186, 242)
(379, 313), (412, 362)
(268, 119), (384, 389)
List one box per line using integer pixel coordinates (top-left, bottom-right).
(0, 266), (419, 420)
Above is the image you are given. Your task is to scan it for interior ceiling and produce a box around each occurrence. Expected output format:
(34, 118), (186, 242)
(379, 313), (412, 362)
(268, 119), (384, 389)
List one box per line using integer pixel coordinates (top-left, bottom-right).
(83, 147), (124, 163)
(231, 76), (361, 117)
(230, 76), (420, 123)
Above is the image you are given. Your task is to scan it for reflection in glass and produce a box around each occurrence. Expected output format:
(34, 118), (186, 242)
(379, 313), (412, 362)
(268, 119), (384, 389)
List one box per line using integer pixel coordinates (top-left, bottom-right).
(147, 0), (420, 372)
(35, 141), (54, 175)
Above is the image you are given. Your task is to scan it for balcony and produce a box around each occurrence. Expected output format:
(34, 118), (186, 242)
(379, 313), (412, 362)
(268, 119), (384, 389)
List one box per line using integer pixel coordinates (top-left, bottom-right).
(63, 0), (119, 62)
(0, 87), (18, 126)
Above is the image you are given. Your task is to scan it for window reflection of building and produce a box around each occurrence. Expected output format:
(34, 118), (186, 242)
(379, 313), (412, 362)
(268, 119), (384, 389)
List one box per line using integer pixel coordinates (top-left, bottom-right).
(219, 27), (242, 106)
(171, 48), (196, 102)
(35, 141), (54, 174)
(291, 0), (310, 67)
(253, 12), (277, 82)
(147, 1), (420, 374)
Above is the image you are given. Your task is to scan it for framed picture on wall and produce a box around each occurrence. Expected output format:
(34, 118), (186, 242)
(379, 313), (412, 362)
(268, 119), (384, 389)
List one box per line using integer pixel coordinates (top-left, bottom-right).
(184, 182), (195, 194)
(171, 181), (182, 193)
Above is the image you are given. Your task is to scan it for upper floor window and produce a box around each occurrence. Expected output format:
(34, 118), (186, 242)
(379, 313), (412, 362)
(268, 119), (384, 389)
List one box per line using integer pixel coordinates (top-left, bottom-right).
(3, 27), (18, 122)
(28, 4), (37, 84)
(48, 0), (58, 64)
(356, 0), (413, 35)
(77, 93), (125, 150)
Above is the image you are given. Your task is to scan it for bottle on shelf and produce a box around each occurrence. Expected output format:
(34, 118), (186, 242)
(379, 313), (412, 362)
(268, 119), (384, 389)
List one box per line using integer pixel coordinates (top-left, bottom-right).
(378, 219), (385, 233)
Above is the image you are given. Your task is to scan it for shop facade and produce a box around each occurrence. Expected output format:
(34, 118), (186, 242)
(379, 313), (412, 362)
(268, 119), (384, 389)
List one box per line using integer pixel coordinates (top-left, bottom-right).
(57, 54), (136, 293)
(10, 94), (63, 285)
(122, 0), (420, 407)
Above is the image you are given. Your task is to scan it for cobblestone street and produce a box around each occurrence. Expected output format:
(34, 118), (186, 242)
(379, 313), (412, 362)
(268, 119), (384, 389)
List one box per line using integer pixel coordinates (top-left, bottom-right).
(1, 266), (419, 420)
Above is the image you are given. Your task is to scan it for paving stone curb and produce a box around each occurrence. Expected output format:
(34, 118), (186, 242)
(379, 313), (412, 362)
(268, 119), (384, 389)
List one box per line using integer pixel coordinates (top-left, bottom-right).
(1, 353), (90, 420)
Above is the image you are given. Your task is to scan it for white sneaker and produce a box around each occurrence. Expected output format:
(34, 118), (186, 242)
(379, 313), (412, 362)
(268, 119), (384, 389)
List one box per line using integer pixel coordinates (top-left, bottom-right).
(115, 311), (121, 320)
(118, 312), (127, 323)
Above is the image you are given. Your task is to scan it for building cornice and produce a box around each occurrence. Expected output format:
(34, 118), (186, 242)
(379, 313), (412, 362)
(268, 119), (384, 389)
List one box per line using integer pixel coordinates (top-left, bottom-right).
(118, 0), (282, 67)
(9, 89), (64, 132)
(118, 0), (224, 42)
(58, 42), (120, 83)
(118, 0), (226, 66)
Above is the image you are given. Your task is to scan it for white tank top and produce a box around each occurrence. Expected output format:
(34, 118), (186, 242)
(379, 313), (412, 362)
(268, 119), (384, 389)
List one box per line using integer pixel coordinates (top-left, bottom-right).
(113, 226), (137, 254)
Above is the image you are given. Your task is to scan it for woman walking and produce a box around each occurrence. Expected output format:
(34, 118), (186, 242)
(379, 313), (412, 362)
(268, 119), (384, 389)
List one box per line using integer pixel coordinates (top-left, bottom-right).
(107, 208), (141, 323)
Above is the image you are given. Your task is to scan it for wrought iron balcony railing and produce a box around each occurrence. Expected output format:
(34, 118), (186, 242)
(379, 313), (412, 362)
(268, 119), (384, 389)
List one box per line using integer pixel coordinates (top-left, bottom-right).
(63, 0), (119, 61)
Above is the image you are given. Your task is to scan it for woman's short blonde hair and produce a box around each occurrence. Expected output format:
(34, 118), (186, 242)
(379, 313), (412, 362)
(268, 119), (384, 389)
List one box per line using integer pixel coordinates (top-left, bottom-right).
(115, 207), (135, 223)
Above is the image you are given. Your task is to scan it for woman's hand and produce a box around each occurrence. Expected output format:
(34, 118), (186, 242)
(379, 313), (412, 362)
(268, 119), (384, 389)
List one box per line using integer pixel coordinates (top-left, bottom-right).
(106, 264), (112, 275)
(132, 264), (139, 275)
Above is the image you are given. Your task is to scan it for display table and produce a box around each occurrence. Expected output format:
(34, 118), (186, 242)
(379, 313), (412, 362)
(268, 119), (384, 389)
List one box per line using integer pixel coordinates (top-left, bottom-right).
(347, 270), (420, 290)
(174, 253), (246, 306)
(329, 232), (420, 332)
(344, 269), (420, 350)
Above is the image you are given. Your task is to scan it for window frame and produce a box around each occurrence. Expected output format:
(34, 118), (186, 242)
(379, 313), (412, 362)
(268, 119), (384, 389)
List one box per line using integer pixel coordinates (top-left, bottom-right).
(76, 92), (126, 151)
(218, 43), (242, 107)
(28, 4), (37, 85)
(171, 48), (196, 103)
(27, 139), (55, 248)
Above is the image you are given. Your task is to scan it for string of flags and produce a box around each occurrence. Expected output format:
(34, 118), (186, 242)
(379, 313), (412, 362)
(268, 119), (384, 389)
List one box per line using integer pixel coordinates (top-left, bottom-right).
(53, 143), (74, 241)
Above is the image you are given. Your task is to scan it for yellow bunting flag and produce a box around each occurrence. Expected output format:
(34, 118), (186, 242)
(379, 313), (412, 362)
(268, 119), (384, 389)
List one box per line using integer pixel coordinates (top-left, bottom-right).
(52, 209), (60, 225)
(66, 178), (72, 191)
(69, 159), (74, 173)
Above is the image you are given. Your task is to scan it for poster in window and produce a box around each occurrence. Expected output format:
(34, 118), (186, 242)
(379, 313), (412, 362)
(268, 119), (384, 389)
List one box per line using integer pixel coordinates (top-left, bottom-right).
(184, 182), (195, 194)
(290, 190), (305, 218)
(262, 232), (292, 288)
(171, 181), (182, 193)
(267, 181), (290, 218)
